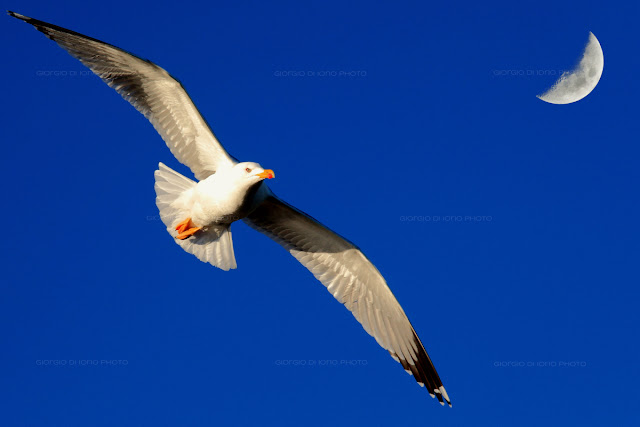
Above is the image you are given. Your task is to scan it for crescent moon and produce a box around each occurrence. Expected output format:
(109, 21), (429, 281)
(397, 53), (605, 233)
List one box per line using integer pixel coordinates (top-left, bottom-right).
(537, 32), (604, 104)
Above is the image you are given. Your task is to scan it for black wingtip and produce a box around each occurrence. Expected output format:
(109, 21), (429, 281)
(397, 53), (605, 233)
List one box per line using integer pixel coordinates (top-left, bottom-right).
(7, 11), (28, 21)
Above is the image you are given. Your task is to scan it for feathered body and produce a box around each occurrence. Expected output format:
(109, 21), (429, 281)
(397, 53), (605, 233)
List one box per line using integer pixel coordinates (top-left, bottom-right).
(176, 162), (269, 227)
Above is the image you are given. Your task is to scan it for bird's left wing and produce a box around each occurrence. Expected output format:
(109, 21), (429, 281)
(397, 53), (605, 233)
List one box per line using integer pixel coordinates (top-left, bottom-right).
(244, 194), (451, 406)
(9, 11), (236, 180)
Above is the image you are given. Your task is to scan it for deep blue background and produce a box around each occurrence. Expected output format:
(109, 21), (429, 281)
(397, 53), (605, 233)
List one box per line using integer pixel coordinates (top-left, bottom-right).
(2, 1), (639, 425)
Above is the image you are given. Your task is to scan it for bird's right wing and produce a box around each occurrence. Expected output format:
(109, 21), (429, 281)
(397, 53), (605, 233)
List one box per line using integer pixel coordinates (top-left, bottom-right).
(9, 11), (236, 180)
(244, 194), (451, 406)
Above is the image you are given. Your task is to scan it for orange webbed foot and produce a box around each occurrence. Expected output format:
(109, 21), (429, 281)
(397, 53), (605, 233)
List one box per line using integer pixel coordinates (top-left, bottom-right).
(176, 226), (202, 240)
(175, 217), (192, 234)
(175, 217), (202, 239)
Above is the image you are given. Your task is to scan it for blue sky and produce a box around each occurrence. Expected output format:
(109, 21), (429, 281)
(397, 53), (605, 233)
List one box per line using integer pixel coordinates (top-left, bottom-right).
(2, 0), (639, 425)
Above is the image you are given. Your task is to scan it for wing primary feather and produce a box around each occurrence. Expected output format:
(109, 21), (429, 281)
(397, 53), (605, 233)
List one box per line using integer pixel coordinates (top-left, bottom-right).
(244, 194), (451, 406)
(8, 11), (236, 179)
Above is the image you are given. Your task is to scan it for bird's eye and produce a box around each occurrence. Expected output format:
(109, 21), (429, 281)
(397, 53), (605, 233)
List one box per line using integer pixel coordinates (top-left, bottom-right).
(245, 167), (252, 173)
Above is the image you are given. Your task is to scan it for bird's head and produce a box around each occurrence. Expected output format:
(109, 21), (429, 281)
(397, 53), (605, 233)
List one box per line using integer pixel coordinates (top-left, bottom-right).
(232, 162), (275, 187)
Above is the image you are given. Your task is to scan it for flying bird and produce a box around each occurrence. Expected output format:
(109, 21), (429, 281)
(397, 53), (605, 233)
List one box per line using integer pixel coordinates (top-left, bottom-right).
(9, 11), (451, 406)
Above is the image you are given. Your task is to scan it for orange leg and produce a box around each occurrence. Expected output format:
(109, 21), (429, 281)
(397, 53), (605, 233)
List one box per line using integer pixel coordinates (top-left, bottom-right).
(175, 217), (192, 234)
(175, 217), (202, 240)
(176, 226), (202, 240)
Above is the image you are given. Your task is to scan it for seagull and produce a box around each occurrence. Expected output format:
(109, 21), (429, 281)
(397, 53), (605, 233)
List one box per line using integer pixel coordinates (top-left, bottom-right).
(9, 11), (451, 406)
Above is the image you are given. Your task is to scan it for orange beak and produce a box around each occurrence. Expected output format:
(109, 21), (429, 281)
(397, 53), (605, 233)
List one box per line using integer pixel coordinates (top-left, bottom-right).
(256, 169), (275, 179)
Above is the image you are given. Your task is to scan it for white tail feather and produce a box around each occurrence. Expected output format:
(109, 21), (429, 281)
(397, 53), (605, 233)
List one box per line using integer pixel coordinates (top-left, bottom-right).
(154, 163), (237, 270)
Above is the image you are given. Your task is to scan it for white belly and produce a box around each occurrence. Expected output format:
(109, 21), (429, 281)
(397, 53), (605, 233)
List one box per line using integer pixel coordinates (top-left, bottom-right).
(169, 166), (270, 228)
(192, 177), (247, 226)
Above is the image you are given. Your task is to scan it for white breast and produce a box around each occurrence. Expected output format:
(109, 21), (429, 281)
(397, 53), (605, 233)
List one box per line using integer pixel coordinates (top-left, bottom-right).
(185, 171), (245, 226)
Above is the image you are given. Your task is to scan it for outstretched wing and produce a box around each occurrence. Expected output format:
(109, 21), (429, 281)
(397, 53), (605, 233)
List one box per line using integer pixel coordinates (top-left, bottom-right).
(9, 11), (236, 180)
(244, 194), (451, 406)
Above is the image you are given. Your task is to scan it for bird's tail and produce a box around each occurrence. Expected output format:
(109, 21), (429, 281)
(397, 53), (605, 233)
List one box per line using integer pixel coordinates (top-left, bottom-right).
(154, 162), (237, 271)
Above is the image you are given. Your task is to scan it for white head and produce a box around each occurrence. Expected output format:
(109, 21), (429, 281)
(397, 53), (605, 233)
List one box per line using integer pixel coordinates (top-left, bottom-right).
(227, 162), (275, 189)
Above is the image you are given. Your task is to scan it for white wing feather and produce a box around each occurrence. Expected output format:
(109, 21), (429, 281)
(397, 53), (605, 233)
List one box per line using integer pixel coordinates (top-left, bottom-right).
(244, 194), (451, 406)
(10, 12), (235, 179)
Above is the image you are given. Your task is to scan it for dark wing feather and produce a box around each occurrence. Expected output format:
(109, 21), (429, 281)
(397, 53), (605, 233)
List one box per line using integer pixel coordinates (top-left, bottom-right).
(9, 11), (235, 179)
(244, 194), (451, 406)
